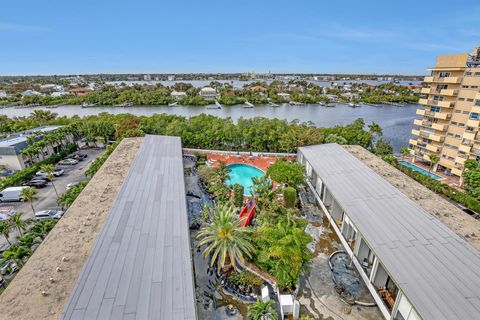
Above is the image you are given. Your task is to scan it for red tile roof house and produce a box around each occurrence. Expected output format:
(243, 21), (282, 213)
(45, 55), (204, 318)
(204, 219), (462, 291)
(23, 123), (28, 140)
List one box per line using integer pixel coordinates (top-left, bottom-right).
(68, 87), (93, 96)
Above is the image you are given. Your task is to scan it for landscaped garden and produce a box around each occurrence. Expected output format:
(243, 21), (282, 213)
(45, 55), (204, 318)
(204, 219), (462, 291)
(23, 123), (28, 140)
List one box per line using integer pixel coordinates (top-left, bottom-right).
(192, 155), (313, 319)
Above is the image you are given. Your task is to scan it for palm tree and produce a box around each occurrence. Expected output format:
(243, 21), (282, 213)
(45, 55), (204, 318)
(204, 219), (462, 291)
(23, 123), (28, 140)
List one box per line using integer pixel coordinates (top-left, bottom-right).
(10, 212), (28, 237)
(21, 187), (38, 214)
(247, 297), (278, 320)
(2, 245), (32, 267)
(0, 221), (12, 245)
(197, 204), (255, 272)
(400, 147), (409, 160)
(41, 164), (59, 198)
(213, 161), (231, 184)
(429, 154), (439, 173)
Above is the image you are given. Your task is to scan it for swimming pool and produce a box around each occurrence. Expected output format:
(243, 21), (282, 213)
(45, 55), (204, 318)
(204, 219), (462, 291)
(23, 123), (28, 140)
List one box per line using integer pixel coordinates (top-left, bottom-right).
(399, 161), (442, 180)
(226, 163), (265, 196)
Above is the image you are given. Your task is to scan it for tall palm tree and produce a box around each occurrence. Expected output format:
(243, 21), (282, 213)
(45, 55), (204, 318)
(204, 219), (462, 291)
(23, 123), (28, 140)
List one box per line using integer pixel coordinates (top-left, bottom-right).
(41, 164), (59, 198)
(0, 221), (12, 245)
(21, 187), (38, 214)
(247, 297), (278, 320)
(197, 204), (254, 272)
(10, 212), (28, 237)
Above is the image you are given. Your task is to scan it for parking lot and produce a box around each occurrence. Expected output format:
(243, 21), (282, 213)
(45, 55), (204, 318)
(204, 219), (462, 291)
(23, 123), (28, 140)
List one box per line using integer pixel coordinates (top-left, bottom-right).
(0, 148), (104, 247)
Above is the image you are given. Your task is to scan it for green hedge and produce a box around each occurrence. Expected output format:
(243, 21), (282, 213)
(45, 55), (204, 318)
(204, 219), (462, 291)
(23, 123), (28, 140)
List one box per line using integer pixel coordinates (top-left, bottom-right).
(383, 156), (480, 213)
(284, 186), (297, 208)
(232, 184), (244, 208)
(85, 141), (119, 177)
(0, 144), (77, 190)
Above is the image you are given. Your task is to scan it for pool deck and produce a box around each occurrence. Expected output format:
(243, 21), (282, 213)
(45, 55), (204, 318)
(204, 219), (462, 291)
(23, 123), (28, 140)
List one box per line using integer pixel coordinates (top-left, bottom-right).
(205, 153), (293, 171)
(396, 156), (461, 189)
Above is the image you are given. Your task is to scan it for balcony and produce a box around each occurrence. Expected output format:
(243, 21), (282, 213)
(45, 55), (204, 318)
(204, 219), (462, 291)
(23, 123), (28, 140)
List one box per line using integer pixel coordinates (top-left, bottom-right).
(420, 87), (431, 94)
(432, 112), (451, 120)
(463, 132), (476, 141)
(467, 119), (480, 128)
(426, 144), (439, 152)
(459, 144), (472, 153)
(434, 76), (463, 83)
(455, 157), (467, 164)
(413, 119), (423, 126)
(452, 167), (463, 176)
(436, 100), (455, 108)
(424, 76), (434, 83)
(416, 109), (426, 116)
(411, 129), (420, 136)
(440, 89), (459, 96)
(431, 123), (448, 131)
(409, 139), (418, 146)
(429, 132), (444, 142)
(418, 98), (429, 105)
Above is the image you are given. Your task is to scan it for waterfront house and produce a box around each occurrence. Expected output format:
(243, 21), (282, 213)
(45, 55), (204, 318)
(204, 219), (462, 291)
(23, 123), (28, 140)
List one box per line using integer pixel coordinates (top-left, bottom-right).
(277, 92), (290, 101)
(298, 143), (480, 320)
(68, 87), (93, 96)
(21, 89), (43, 97)
(200, 86), (218, 99)
(0, 90), (7, 98)
(171, 90), (187, 100)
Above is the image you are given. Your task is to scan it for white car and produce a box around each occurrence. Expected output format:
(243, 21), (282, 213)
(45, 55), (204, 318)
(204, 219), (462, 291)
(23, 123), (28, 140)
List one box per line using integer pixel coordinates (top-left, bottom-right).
(34, 210), (64, 221)
(58, 158), (79, 165)
(66, 182), (78, 190)
(36, 168), (65, 177)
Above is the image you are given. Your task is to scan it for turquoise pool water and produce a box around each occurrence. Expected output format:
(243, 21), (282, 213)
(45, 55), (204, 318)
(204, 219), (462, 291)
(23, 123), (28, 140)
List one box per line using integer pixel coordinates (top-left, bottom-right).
(226, 163), (264, 196)
(399, 161), (442, 180)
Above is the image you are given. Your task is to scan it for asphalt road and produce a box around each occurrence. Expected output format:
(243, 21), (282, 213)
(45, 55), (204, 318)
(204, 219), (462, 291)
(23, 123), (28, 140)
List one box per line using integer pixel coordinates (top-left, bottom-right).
(0, 148), (104, 246)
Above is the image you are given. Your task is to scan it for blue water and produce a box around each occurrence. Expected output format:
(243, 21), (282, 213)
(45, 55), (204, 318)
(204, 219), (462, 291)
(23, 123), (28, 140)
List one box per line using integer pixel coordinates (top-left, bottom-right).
(399, 161), (442, 180)
(226, 164), (264, 196)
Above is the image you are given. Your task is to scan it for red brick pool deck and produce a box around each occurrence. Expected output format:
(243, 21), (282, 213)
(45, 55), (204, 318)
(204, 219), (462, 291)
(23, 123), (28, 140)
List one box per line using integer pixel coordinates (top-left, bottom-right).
(206, 153), (293, 171)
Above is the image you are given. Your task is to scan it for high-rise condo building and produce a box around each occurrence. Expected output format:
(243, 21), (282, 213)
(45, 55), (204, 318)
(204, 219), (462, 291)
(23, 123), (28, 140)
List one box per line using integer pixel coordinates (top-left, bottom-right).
(410, 46), (480, 179)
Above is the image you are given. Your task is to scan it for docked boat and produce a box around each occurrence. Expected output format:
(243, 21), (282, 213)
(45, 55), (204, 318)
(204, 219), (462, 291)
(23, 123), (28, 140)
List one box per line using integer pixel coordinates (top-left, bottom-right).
(81, 102), (97, 108)
(326, 103), (336, 107)
(289, 101), (304, 106)
(270, 102), (280, 107)
(243, 101), (254, 108)
(113, 102), (133, 107)
(348, 102), (360, 108)
(168, 102), (179, 107)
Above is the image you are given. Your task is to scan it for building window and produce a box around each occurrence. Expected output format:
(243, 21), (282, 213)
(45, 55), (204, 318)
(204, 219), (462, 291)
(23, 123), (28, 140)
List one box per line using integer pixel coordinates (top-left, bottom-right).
(475, 100), (480, 106)
(467, 98), (474, 102)
(454, 110), (462, 113)
(463, 110), (470, 114)
(471, 113), (479, 120)
(458, 98), (465, 101)
(439, 72), (451, 77)
(465, 72), (473, 76)
(431, 106), (441, 112)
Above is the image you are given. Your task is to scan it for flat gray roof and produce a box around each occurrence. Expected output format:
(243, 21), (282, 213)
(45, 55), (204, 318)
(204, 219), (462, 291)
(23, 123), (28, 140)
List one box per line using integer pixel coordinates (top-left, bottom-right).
(0, 125), (62, 154)
(299, 144), (480, 320)
(62, 135), (197, 320)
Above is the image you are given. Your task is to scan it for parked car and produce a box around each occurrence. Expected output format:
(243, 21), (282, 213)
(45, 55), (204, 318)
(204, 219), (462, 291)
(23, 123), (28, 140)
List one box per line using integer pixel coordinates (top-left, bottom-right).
(66, 182), (78, 190)
(58, 158), (79, 165)
(36, 168), (64, 177)
(34, 209), (64, 221)
(0, 186), (29, 202)
(22, 179), (48, 188)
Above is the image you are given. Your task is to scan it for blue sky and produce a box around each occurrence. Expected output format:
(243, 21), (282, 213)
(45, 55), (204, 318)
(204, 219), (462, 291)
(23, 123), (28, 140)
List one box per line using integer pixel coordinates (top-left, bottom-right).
(1, 0), (479, 75)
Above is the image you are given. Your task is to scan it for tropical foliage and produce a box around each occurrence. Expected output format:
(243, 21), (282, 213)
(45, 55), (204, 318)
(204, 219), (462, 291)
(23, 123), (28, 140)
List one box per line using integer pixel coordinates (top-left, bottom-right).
(283, 187), (297, 208)
(266, 159), (304, 186)
(463, 160), (480, 200)
(247, 297), (278, 320)
(57, 181), (88, 209)
(197, 204), (255, 271)
(20, 187), (38, 214)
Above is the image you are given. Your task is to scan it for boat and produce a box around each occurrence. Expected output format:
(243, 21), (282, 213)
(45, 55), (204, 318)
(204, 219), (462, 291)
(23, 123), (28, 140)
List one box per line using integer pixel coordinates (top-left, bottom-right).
(319, 102), (325, 106)
(206, 104), (221, 109)
(289, 101), (304, 106)
(81, 102), (97, 108)
(326, 103), (336, 107)
(168, 101), (179, 107)
(270, 102), (280, 107)
(113, 102), (133, 107)
(243, 101), (254, 108)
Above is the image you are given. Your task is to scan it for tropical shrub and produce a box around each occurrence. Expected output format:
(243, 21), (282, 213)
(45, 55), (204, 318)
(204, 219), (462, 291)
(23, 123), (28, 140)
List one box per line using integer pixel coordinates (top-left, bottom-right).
(254, 217), (312, 288)
(232, 184), (244, 208)
(247, 297), (278, 320)
(228, 270), (263, 287)
(267, 159), (304, 186)
(283, 187), (297, 208)
(57, 181), (88, 209)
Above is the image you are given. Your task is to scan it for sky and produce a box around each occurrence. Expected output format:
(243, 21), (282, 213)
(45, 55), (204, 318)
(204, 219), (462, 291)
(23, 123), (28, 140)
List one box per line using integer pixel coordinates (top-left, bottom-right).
(0, 0), (479, 75)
